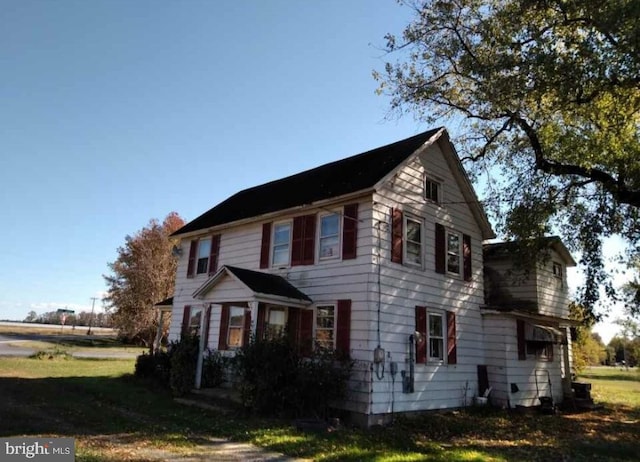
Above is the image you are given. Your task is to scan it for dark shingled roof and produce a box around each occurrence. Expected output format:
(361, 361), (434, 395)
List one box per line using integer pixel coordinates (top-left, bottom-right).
(172, 128), (441, 236)
(225, 265), (311, 302)
(154, 296), (173, 307)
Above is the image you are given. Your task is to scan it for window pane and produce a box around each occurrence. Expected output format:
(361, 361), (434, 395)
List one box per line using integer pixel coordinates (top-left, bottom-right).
(272, 247), (289, 266)
(428, 314), (442, 337)
(189, 308), (202, 335)
(273, 224), (291, 245)
(447, 255), (460, 274)
(447, 233), (460, 273)
(228, 327), (243, 347)
(320, 236), (339, 258)
(317, 306), (334, 318)
(430, 338), (443, 360)
(407, 242), (422, 264)
(198, 239), (211, 258)
(447, 234), (459, 252)
(197, 257), (209, 274)
(320, 214), (339, 236)
(406, 220), (421, 243)
(229, 307), (244, 327)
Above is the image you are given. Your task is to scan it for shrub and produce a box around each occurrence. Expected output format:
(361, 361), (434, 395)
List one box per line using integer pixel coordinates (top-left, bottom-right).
(233, 335), (352, 418)
(201, 349), (227, 388)
(169, 334), (200, 396)
(134, 350), (172, 385)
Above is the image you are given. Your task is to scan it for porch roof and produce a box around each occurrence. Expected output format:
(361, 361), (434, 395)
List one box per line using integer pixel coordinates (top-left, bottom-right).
(154, 296), (173, 312)
(192, 265), (312, 308)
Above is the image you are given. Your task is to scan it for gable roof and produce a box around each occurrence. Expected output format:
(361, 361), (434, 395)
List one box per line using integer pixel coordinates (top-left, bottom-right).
(484, 236), (577, 266)
(192, 265), (312, 307)
(172, 128), (442, 236)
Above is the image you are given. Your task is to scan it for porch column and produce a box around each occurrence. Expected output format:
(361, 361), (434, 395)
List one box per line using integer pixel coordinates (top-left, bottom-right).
(153, 309), (165, 354)
(249, 301), (259, 337)
(561, 327), (573, 395)
(195, 305), (209, 390)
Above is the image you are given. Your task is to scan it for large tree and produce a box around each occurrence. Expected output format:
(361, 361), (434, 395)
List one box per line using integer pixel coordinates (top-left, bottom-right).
(375, 0), (640, 320)
(104, 212), (184, 346)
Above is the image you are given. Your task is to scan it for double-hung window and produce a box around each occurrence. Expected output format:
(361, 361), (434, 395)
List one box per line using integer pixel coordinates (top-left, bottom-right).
(319, 213), (340, 259)
(446, 231), (461, 275)
(227, 306), (245, 348)
(315, 305), (335, 349)
(424, 177), (441, 203)
(196, 239), (211, 275)
(272, 222), (291, 266)
(266, 306), (287, 340)
(404, 215), (423, 266)
(428, 312), (444, 361)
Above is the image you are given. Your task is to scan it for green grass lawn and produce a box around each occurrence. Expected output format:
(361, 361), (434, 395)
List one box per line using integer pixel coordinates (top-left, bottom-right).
(0, 358), (638, 461)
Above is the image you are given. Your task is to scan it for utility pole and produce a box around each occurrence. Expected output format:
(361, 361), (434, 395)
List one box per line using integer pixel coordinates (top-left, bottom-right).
(88, 297), (98, 335)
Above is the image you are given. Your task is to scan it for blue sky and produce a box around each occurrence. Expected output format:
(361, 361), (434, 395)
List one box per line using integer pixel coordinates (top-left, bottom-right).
(0, 1), (625, 342)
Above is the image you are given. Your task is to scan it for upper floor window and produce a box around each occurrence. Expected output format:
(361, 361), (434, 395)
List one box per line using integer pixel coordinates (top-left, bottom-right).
(446, 231), (461, 275)
(315, 305), (335, 349)
(424, 177), (441, 203)
(404, 215), (423, 266)
(319, 213), (340, 260)
(272, 222), (291, 266)
(227, 306), (246, 348)
(553, 262), (564, 287)
(428, 312), (444, 361)
(196, 238), (211, 274)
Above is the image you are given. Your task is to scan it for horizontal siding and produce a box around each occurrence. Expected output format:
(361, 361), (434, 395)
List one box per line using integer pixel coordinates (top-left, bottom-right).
(536, 252), (571, 318)
(366, 142), (487, 414)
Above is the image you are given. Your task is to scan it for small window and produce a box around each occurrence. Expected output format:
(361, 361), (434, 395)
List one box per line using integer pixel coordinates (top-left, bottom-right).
(266, 306), (287, 340)
(553, 262), (563, 287)
(272, 222), (291, 266)
(446, 231), (461, 275)
(319, 214), (340, 259)
(428, 312), (444, 361)
(227, 306), (245, 348)
(404, 215), (423, 266)
(196, 239), (211, 274)
(425, 177), (441, 203)
(526, 325), (554, 361)
(315, 305), (335, 350)
(189, 307), (203, 336)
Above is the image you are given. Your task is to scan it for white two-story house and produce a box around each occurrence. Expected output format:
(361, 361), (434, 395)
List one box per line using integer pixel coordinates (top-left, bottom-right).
(163, 128), (576, 426)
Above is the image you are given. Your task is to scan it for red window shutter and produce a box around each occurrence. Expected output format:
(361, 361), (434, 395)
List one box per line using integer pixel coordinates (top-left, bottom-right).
(243, 309), (252, 346)
(447, 311), (457, 364)
(203, 305), (212, 348)
(256, 303), (266, 340)
(463, 234), (472, 281)
(288, 307), (300, 341)
(336, 299), (351, 357)
(292, 214), (316, 266)
(208, 234), (221, 276)
(291, 216), (304, 265)
(342, 203), (358, 259)
(415, 306), (427, 363)
(391, 208), (403, 264)
(187, 240), (198, 277)
(517, 319), (526, 360)
(260, 223), (271, 269)
(181, 305), (191, 338)
(302, 214), (316, 265)
(299, 309), (314, 357)
(218, 305), (230, 350)
(435, 223), (446, 274)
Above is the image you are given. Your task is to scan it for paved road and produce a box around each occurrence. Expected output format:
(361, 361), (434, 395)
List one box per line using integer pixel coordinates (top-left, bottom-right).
(0, 333), (140, 359)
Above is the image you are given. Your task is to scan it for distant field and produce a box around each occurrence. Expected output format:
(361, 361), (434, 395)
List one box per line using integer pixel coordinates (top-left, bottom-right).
(579, 366), (640, 407)
(0, 321), (116, 336)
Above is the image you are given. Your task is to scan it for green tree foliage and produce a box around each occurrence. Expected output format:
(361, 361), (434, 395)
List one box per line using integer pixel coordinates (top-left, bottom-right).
(570, 303), (606, 371)
(103, 212), (184, 346)
(375, 0), (640, 320)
